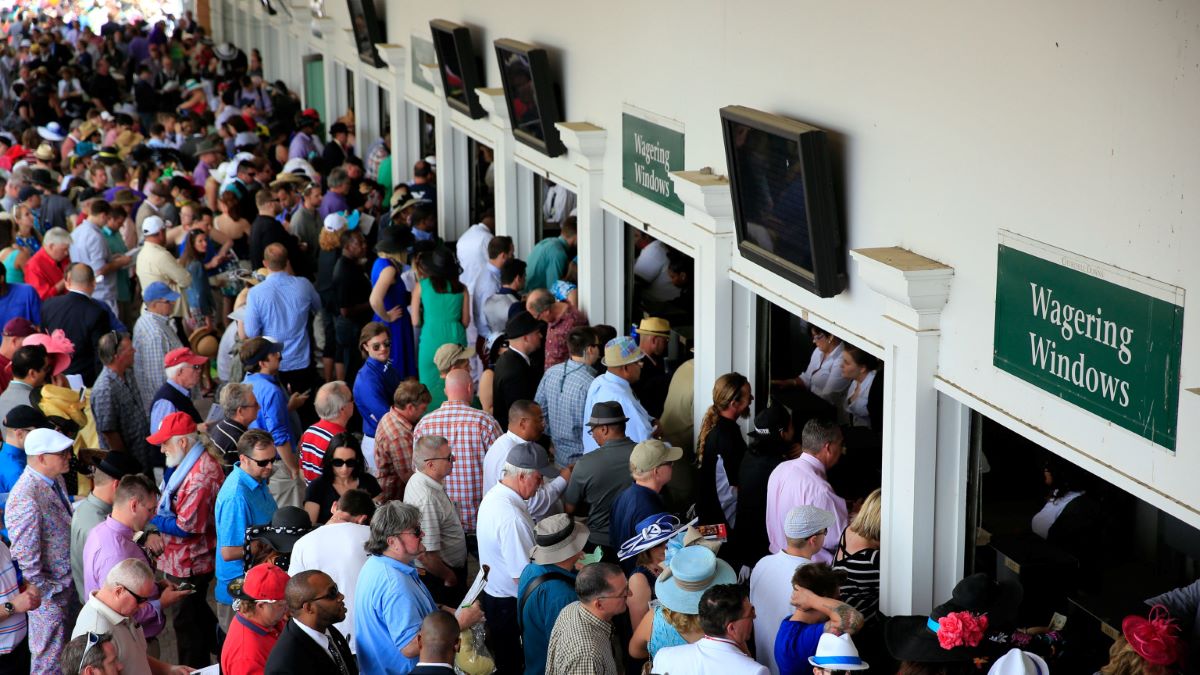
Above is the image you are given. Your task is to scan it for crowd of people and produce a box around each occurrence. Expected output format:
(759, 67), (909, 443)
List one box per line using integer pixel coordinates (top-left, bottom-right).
(0, 8), (1193, 675)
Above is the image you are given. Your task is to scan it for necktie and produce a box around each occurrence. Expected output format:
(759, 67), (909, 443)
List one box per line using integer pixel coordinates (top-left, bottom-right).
(326, 633), (350, 675)
(52, 481), (71, 511)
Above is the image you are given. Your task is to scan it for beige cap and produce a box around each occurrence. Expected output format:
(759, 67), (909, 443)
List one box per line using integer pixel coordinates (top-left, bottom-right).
(630, 439), (683, 473)
(433, 343), (471, 373)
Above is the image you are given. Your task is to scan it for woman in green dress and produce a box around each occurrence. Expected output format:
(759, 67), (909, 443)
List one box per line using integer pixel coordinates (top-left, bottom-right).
(409, 246), (471, 410)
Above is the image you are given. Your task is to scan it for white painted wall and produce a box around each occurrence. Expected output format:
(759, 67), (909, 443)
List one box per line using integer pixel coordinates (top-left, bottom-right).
(246, 2), (1200, 526)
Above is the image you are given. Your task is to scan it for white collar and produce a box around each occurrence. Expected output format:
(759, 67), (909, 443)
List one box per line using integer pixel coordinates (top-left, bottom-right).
(509, 346), (531, 364)
(292, 618), (329, 650)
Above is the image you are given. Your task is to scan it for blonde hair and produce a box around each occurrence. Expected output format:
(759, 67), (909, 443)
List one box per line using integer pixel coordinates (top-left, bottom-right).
(1100, 637), (1171, 675)
(849, 488), (882, 544)
(319, 227), (341, 251)
(695, 373), (749, 467)
(661, 606), (702, 636)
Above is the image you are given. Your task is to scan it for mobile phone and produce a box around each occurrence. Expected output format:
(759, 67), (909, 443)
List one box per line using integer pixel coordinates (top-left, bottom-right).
(176, 582), (196, 592)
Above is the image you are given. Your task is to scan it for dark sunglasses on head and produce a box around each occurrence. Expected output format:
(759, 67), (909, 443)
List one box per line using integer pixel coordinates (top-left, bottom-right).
(77, 632), (103, 672)
(331, 458), (357, 468)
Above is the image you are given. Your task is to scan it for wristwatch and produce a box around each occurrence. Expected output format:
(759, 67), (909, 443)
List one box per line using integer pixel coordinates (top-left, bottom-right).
(2, 602), (13, 616)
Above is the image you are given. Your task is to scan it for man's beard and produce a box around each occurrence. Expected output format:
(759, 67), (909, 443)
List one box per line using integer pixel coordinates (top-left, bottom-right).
(165, 448), (186, 468)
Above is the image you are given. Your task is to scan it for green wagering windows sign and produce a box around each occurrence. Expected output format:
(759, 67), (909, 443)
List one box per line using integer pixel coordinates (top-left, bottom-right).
(622, 105), (685, 215)
(993, 231), (1185, 451)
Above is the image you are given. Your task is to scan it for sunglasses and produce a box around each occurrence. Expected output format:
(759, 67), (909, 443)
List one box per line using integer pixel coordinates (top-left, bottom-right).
(121, 584), (150, 605)
(330, 458), (357, 468)
(77, 632), (103, 672)
(312, 584), (341, 602)
(366, 340), (391, 351)
(427, 455), (455, 463)
(246, 456), (278, 468)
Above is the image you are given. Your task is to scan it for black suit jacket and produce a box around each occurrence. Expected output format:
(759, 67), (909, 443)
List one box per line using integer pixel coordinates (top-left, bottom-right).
(41, 290), (112, 386)
(264, 620), (357, 675)
(492, 349), (539, 432)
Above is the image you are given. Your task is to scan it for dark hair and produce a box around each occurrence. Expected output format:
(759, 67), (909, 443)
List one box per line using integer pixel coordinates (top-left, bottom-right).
(500, 258), (526, 285)
(791, 562), (845, 598)
(413, 160), (432, 178)
(593, 325), (618, 350)
(180, 228), (208, 265)
(321, 432), (366, 481)
(697, 584), (749, 637)
(339, 228), (363, 250)
(115, 473), (159, 504)
(12, 344), (47, 378)
(576, 562), (623, 603)
(486, 336), (509, 368)
(487, 236), (513, 260)
(843, 344), (880, 372)
(337, 488), (376, 520)
(410, 202), (436, 228)
(236, 428), (275, 457)
(567, 326), (597, 358)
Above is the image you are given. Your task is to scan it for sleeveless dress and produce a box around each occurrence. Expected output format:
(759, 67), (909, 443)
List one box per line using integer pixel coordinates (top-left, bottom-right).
(3, 249), (22, 283)
(371, 257), (418, 380)
(648, 604), (689, 659)
(416, 276), (466, 410)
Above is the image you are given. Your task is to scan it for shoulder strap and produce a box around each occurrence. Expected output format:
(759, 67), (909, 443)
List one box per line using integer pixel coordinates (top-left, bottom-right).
(517, 571), (574, 629)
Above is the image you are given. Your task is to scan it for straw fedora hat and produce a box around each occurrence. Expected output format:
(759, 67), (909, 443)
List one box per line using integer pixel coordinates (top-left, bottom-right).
(188, 327), (219, 358)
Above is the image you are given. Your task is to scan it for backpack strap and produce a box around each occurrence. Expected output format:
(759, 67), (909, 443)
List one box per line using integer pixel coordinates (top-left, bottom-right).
(517, 571), (574, 629)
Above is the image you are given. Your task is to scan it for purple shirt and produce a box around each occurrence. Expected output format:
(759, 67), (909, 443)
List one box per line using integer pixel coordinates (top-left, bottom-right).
(80, 516), (165, 637)
(764, 453), (847, 563)
(318, 190), (349, 222)
(193, 160), (213, 189)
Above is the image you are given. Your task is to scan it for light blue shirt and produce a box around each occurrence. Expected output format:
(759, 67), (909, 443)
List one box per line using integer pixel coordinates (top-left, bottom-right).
(67, 219), (116, 306)
(213, 466), (276, 605)
(243, 272), (321, 372)
(244, 372), (296, 448)
(149, 381), (189, 435)
(581, 372), (655, 454)
(354, 555), (438, 675)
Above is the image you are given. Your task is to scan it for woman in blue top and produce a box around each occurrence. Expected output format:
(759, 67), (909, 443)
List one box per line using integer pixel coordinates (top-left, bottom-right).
(368, 226), (417, 380)
(352, 322), (402, 460)
(630, 544), (736, 660)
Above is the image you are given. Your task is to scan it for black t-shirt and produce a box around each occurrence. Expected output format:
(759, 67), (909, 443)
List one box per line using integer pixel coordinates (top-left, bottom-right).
(249, 216), (308, 278)
(304, 473), (381, 524)
(332, 255), (372, 323)
(693, 415), (748, 528)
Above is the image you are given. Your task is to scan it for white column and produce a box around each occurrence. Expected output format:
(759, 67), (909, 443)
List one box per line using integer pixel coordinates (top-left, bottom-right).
(477, 88), (516, 244)
(418, 63), (456, 240)
(557, 123), (609, 324)
(377, 45), (409, 190)
(671, 171), (737, 419)
(850, 247), (954, 615)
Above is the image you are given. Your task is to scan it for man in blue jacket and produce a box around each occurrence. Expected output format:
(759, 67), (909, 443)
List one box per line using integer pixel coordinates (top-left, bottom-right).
(516, 514), (590, 675)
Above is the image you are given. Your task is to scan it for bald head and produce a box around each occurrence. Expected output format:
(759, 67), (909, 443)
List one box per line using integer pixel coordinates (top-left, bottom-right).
(445, 369), (472, 401)
(66, 262), (96, 292)
(264, 243), (288, 271)
(417, 610), (460, 664)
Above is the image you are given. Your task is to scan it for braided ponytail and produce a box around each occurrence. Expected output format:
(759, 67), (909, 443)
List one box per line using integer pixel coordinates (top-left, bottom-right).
(695, 372), (750, 467)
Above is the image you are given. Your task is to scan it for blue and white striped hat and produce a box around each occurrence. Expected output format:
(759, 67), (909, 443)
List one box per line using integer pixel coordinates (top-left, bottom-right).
(808, 633), (870, 671)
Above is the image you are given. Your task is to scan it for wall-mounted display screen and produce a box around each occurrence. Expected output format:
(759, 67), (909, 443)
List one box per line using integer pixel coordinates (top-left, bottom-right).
(720, 105), (846, 297)
(495, 38), (565, 157)
(346, 0), (385, 68)
(430, 20), (486, 119)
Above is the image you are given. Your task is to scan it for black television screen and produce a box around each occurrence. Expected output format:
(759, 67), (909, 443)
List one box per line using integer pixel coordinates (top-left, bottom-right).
(494, 39), (565, 157)
(345, 0), (385, 68)
(720, 105), (846, 298)
(430, 20), (486, 119)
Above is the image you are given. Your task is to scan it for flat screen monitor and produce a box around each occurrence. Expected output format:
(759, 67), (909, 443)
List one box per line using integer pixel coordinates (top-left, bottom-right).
(345, 0), (385, 68)
(494, 38), (565, 157)
(430, 20), (486, 119)
(720, 105), (846, 298)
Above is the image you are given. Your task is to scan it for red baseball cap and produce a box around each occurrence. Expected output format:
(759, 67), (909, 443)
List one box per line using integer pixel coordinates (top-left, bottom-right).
(232, 563), (290, 603)
(146, 411), (198, 445)
(2, 318), (37, 338)
(164, 347), (207, 368)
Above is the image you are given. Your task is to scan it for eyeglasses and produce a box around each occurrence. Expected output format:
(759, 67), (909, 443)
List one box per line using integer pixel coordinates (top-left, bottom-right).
(366, 340), (391, 351)
(77, 632), (103, 672)
(330, 458), (357, 468)
(312, 584), (341, 602)
(246, 456), (278, 468)
(598, 585), (632, 600)
(121, 584), (150, 605)
(397, 527), (423, 539)
(189, 364), (204, 371)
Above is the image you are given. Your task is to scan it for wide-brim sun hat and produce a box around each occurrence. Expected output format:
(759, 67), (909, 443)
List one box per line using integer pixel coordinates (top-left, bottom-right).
(189, 327), (219, 358)
(37, 122), (65, 142)
(987, 647), (1049, 675)
(245, 506), (312, 554)
(809, 632), (871, 671)
(214, 43), (240, 61)
(376, 225), (415, 254)
(618, 514), (694, 561)
(654, 545), (736, 615)
(529, 514), (591, 565)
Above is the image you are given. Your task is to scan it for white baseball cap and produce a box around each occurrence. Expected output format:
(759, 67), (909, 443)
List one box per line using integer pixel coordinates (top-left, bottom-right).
(323, 213), (348, 233)
(142, 216), (166, 236)
(25, 428), (74, 456)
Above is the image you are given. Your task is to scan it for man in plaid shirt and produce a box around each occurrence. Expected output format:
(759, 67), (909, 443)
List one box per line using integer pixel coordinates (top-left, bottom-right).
(535, 326), (600, 468)
(131, 282), (184, 415)
(373, 378), (432, 502)
(412, 370), (501, 533)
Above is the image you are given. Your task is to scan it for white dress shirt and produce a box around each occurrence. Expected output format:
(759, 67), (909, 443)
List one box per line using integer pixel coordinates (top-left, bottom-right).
(800, 343), (851, 405)
(749, 551), (812, 674)
(289, 522), (370, 650)
(652, 636), (769, 675)
(476, 483), (535, 598)
(581, 372), (654, 454)
(457, 222), (494, 291)
(842, 370), (877, 428)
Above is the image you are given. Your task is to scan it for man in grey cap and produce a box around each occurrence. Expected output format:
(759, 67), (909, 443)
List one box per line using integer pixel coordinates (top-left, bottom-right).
(749, 505), (834, 673)
(517, 514), (590, 675)
(476, 441), (559, 674)
(564, 401), (636, 559)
